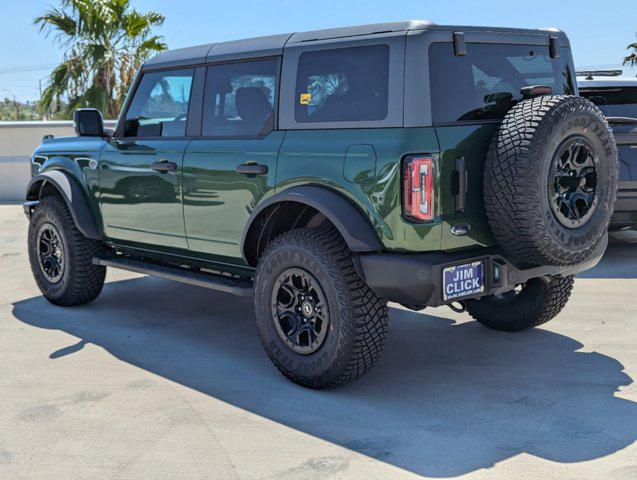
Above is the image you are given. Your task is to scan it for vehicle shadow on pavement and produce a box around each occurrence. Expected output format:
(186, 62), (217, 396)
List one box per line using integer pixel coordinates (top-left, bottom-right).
(12, 276), (637, 478)
(577, 239), (637, 279)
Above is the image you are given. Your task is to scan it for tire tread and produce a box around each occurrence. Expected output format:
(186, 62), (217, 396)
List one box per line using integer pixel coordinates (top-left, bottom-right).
(28, 195), (105, 306)
(484, 95), (617, 266)
(465, 275), (574, 332)
(255, 227), (388, 388)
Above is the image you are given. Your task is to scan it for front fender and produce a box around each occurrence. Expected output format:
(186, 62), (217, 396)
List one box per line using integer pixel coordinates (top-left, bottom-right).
(241, 185), (384, 265)
(26, 170), (102, 240)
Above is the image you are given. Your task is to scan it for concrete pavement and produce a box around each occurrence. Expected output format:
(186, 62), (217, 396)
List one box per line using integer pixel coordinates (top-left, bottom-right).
(1, 203), (636, 479)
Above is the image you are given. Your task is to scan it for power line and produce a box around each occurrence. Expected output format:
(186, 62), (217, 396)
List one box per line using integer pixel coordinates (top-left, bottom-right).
(0, 64), (57, 75)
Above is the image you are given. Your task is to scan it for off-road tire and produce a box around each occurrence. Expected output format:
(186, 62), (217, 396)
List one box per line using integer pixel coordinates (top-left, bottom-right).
(254, 227), (388, 389)
(28, 195), (106, 306)
(484, 95), (618, 266)
(464, 275), (574, 332)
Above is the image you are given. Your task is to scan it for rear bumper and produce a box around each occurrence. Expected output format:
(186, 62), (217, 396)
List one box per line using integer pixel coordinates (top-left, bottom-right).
(357, 234), (608, 308)
(611, 184), (637, 228)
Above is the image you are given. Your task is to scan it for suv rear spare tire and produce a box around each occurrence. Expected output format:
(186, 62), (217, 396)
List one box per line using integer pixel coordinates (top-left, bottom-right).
(484, 95), (618, 266)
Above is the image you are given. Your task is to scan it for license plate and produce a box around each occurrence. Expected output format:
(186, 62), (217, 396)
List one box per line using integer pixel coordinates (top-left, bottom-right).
(443, 261), (485, 301)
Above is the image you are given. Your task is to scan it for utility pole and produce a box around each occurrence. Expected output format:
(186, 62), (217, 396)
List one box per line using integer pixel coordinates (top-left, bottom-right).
(38, 76), (51, 120)
(39, 79), (43, 119)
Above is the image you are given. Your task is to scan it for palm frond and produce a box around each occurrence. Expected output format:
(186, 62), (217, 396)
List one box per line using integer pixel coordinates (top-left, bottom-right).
(41, 85), (58, 112)
(143, 11), (165, 27)
(624, 53), (637, 66)
(137, 36), (168, 55)
(34, 8), (77, 37)
(110, 0), (130, 19)
(84, 43), (110, 64)
(82, 83), (109, 112)
(624, 41), (637, 66)
(123, 11), (149, 38)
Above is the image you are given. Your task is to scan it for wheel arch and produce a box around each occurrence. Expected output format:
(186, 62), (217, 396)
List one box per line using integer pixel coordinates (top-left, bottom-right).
(241, 185), (383, 267)
(26, 170), (102, 240)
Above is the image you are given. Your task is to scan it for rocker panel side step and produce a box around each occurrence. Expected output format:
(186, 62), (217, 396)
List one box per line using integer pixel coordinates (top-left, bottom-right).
(93, 256), (253, 297)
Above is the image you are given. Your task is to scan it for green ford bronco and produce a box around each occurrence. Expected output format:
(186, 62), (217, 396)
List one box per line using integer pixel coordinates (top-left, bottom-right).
(24, 21), (618, 388)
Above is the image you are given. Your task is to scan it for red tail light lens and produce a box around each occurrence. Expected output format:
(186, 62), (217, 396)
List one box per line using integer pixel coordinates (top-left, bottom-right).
(402, 156), (434, 222)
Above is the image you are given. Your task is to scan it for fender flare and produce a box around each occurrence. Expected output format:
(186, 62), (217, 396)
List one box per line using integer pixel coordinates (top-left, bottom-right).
(241, 185), (383, 265)
(26, 170), (102, 240)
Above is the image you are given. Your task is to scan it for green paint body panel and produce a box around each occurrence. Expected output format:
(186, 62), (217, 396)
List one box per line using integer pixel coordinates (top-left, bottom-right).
(276, 128), (443, 252)
(31, 124), (499, 273)
(31, 136), (107, 228)
(343, 144), (377, 183)
(182, 131), (285, 265)
(436, 123), (498, 250)
(99, 138), (190, 250)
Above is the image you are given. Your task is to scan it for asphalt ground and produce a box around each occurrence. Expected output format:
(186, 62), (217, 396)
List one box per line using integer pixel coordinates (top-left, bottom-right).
(1, 204), (636, 479)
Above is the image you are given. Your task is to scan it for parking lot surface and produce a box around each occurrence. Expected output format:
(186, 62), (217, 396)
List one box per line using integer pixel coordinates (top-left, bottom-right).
(1, 204), (636, 479)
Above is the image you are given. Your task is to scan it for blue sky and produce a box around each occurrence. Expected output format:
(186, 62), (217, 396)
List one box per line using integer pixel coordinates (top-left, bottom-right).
(1, 0), (636, 101)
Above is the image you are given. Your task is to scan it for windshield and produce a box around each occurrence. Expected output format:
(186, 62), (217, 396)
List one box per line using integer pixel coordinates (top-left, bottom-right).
(429, 42), (575, 124)
(579, 87), (637, 118)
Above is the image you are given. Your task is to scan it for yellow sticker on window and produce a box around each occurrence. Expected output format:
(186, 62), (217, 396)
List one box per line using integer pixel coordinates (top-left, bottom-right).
(299, 93), (312, 105)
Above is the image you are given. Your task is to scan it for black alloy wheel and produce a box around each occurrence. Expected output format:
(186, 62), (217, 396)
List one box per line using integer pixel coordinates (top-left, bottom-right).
(271, 268), (329, 355)
(549, 136), (599, 229)
(37, 222), (65, 283)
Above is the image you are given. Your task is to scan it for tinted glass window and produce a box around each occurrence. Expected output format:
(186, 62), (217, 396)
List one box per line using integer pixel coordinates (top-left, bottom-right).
(295, 45), (389, 123)
(202, 59), (277, 137)
(123, 69), (194, 137)
(579, 87), (637, 117)
(429, 43), (575, 124)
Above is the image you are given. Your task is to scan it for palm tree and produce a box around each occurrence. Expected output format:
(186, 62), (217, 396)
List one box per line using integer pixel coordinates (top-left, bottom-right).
(35, 0), (167, 118)
(624, 38), (637, 66)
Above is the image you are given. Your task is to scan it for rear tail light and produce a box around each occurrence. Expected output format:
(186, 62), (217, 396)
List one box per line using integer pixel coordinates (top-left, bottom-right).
(402, 156), (434, 222)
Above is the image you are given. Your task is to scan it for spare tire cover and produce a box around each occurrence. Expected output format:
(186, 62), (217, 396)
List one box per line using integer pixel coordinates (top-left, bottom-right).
(484, 95), (618, 266)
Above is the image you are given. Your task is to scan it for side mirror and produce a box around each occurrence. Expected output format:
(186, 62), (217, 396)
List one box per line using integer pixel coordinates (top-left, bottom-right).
(74, 108), (104, 137)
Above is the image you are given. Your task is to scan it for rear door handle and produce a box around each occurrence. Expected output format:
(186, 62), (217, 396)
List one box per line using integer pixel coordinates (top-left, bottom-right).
(235, 163), (268, 175)
(150, 161), (177, 173)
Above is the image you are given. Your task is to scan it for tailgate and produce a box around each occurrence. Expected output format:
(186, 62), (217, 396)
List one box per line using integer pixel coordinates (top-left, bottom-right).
(435, 124), (497, 251)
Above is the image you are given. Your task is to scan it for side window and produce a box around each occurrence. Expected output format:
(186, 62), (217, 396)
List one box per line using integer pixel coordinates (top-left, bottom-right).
(202, 59), (278, 137)
(295, 45), (389, 123)
(123, 69), (194, 137)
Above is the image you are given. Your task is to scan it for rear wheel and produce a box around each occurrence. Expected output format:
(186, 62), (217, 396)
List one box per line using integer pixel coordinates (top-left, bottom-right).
(28, 195), (106, 306)
(464, 275), (574, 332)
(254, 227), (388, 388)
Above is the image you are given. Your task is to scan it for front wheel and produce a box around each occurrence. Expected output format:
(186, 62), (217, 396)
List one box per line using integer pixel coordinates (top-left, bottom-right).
(254, 227), (388, 389)
(464, 275), (574, 332)
(28, 195), (106, 306)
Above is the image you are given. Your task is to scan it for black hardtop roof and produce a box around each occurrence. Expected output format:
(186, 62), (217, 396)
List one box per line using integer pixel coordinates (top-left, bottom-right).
(143, 20), (566, 71)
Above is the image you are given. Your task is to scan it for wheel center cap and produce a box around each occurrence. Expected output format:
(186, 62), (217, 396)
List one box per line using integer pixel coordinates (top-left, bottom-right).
(301, 301), (314, 317)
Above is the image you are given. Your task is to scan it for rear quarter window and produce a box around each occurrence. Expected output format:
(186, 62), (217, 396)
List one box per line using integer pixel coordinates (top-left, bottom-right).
(429, 43), (575, 124)
(295, 44), (389, 123)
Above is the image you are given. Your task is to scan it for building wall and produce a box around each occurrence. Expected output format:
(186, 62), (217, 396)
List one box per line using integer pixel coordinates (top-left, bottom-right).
(0, 121), (115, 200)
